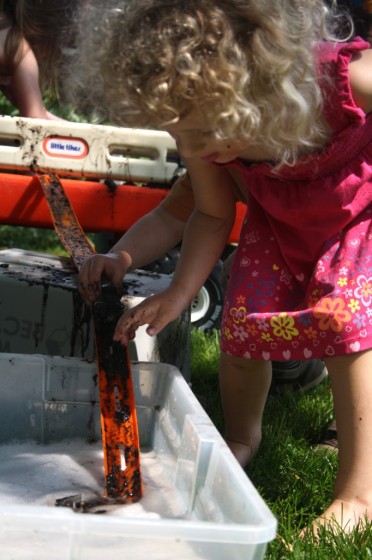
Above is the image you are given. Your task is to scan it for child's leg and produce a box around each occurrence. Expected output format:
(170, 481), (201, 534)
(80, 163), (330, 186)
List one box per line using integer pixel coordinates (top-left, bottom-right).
(311, 349), (372, 534)
(219, 352), (272, 466)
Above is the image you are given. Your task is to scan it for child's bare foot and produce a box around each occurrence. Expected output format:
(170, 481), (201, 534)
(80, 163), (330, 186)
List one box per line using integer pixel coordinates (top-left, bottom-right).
(300, 498), (371, 539)
(225, 436), (260, 467)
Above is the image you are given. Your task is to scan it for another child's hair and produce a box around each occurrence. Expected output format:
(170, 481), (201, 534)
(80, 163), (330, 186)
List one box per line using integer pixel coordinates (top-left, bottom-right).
(70, 0), (352, 166)
(0, 1), (23, 73)
(1, 0), (78, 91)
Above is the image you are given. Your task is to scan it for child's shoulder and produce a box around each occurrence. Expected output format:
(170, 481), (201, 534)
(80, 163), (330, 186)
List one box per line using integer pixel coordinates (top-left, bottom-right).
(349, 48), (372, 113)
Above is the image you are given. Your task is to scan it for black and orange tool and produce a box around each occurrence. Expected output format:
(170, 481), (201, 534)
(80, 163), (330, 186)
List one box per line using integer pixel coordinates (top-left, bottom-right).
(36, 172), (141, 502)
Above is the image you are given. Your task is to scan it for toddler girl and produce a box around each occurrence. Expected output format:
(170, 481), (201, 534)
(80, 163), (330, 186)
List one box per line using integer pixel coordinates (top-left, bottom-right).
(75, 0), (372, 537)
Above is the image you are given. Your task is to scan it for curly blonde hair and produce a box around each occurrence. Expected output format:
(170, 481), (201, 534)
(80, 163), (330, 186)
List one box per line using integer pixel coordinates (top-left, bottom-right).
(69, 0), (351, 166)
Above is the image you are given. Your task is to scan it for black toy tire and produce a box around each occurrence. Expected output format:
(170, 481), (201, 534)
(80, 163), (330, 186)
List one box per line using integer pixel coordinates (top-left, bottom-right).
(190, 267), (223, 331)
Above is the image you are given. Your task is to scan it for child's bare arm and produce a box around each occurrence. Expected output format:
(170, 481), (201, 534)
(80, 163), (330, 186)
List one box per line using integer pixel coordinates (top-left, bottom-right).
(10, 40), (49, 119)
(349, 48), (372, 113)
(78, 205), (187, 305)
(113, 161), (236, 343)
(169, 157), (236, 305)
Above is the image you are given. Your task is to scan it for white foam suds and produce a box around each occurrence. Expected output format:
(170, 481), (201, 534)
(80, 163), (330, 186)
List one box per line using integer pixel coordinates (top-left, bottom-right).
(0, 439), (192, 519)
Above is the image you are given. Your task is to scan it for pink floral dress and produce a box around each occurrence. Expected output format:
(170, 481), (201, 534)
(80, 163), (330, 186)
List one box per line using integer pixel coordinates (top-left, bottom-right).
(221, 38), (372, 362)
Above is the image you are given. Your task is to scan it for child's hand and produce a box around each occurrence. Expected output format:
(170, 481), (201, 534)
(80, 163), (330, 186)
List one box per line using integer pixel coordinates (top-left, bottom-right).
(78, 252), (130, 305)
(113, 287), (189, 345)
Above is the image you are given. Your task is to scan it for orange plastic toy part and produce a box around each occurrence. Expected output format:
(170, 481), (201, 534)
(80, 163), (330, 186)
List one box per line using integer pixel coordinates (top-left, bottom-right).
(0, 172), (245, 243)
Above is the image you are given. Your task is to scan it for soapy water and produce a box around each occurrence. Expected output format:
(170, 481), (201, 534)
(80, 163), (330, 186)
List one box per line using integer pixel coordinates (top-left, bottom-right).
(0, 439), (193, 520)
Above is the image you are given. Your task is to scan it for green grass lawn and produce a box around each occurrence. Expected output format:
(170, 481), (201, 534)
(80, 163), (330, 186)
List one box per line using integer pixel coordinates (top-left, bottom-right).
(1, 93), (371, 558)
(190, 329), (372, 559)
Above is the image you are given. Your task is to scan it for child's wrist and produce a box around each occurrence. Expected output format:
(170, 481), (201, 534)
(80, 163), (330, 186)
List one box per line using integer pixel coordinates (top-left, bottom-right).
(107, 250), (132, 271)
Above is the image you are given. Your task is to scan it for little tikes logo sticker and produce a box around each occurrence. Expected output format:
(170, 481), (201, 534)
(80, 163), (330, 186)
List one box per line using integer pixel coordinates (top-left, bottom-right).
(42, 136), (89, 159)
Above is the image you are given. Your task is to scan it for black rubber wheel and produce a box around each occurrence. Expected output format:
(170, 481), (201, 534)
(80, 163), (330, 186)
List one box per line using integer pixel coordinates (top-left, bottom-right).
(190, 265), (223, 331)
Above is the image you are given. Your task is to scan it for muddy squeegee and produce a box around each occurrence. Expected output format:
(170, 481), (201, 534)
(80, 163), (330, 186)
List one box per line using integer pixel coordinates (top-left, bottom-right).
(37, 172), (141, 501)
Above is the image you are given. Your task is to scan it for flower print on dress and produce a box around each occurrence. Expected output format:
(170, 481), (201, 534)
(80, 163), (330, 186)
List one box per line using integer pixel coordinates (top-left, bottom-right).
(261, 331), (274, 342)
(354, 275), (372, 307)
(280, 267), (293, 286)
(353, 313), (367, 329)
(270, 313), (299, 341)
(230, 306), (247, 323)
(244, 230), (260, 244)
(313, 297), (352, 332)
(297, 313), (313, 327)
(233, 325), (248, 341)
(256, 277), (278, 300)
(223, 326), (234, 341)
(304, 325), (318, 340)
(348, 298), (361, 313)
(220, 40), (371, 362)
(246, 323), (259, 337)
(256, 317), (270, 331)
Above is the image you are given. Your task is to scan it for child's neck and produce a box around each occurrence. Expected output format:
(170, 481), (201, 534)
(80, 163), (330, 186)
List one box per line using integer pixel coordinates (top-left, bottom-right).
(237, 143), (278, 164)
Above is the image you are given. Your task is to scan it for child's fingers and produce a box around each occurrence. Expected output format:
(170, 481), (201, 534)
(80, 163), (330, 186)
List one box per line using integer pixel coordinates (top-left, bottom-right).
(114, 306), (153, 339)
(146, 317), (167, 337)
(113, 299), (169, 344)
(113, 316), (143, 345)
(78, 255), (123, 304)
(78, 257), (102, 298)
(114, 323), (137, 346)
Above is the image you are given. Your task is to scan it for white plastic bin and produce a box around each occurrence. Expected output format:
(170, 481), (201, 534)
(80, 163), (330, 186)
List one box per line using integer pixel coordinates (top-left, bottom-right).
(0, 353), (276, 559)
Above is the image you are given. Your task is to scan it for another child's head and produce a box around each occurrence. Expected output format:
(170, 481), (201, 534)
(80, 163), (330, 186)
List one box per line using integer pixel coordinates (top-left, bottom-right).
(1, 0), (78, 91)
(71, 0), (350, 165)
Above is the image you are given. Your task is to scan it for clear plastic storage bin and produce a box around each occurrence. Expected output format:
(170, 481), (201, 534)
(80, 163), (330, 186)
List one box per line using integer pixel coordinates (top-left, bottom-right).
(0, 353), (276, 559)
